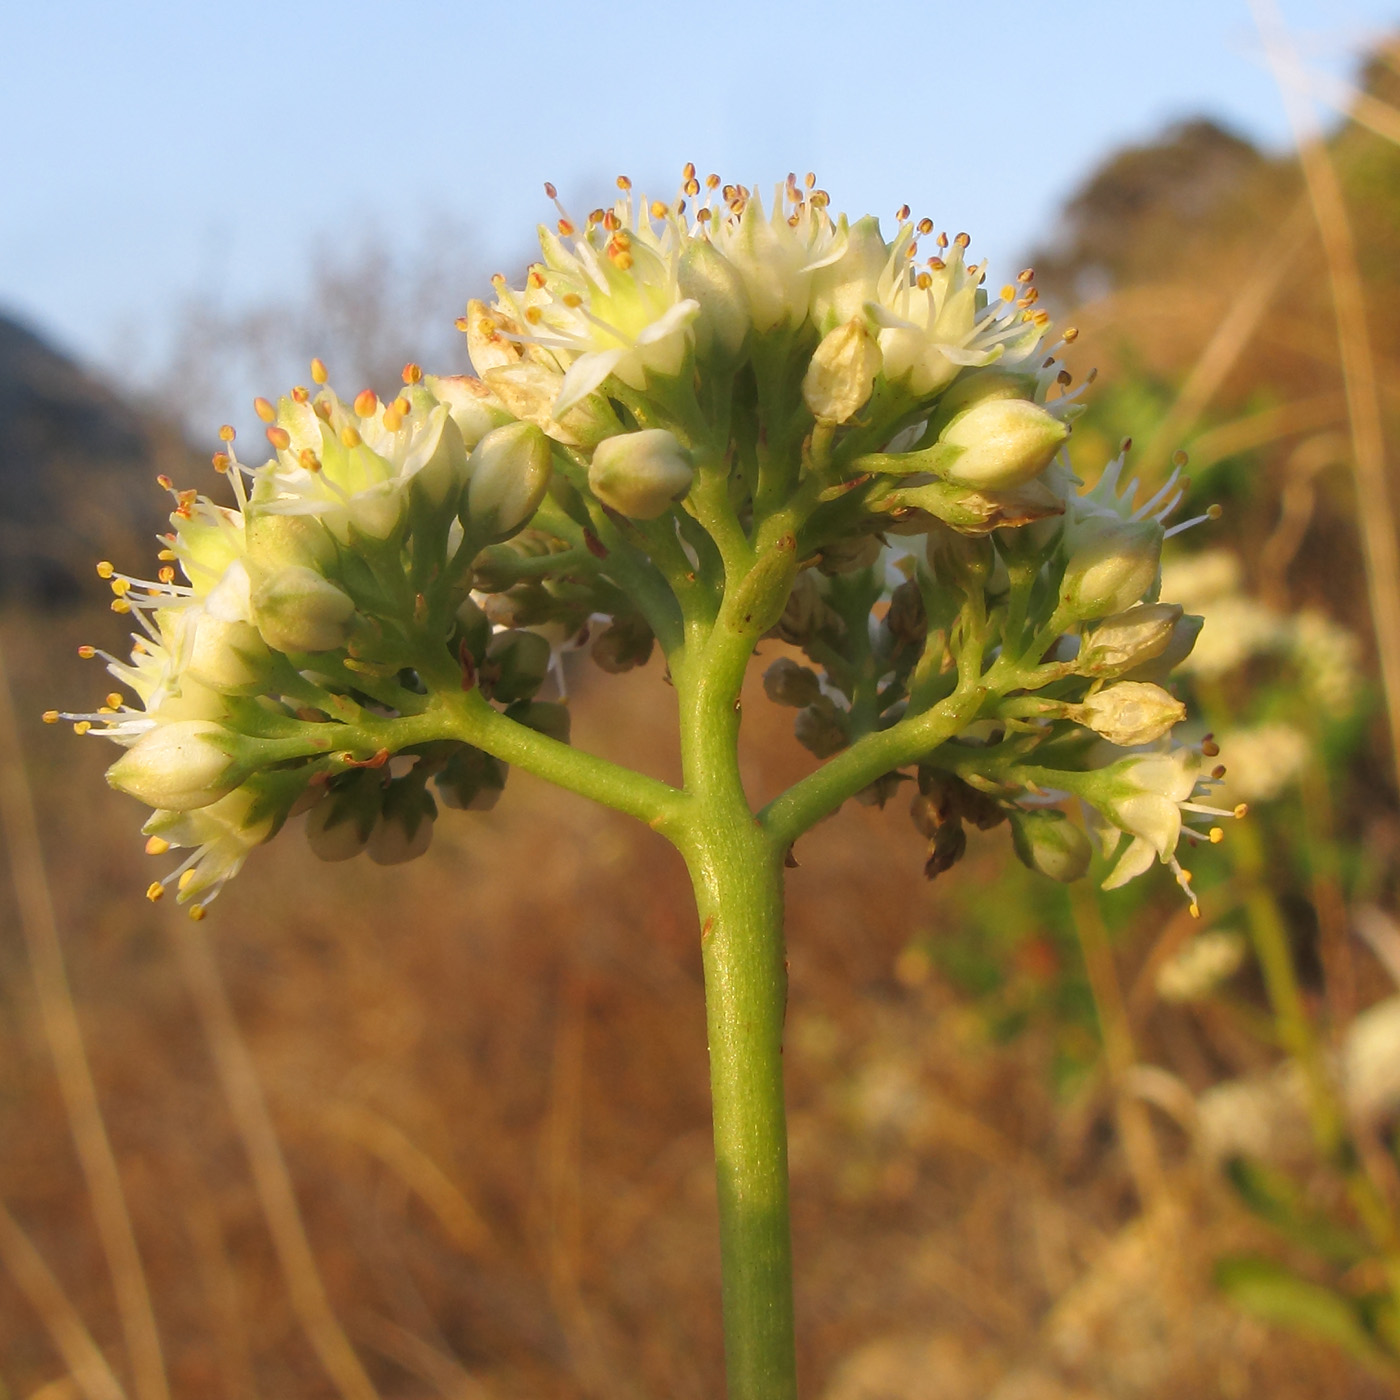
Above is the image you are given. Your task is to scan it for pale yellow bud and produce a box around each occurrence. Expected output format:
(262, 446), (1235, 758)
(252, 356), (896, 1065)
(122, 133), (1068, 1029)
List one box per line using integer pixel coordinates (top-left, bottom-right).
(802, 318), (882, 424)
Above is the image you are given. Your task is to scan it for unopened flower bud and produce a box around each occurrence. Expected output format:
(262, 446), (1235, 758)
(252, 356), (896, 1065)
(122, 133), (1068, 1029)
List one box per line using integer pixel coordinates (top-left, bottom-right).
(1009, 808), (1092, 883)
(763, 657), (823, 708)
(1058, 516), (1163, 621)
(925, 522), (994, 593)
(1074, 681), (1186, 747)
(793, 695), (847, 757)
(590, 615), (655, 673)
(678, 238), (750, 365)
(802, 317), (882, 424)
(435, 745), (508, 811)
(588, 429), (694, 519)
(1121, 612), (1204, 684)
(1078, 603), (1184, 677)
(305, 772), (381, 861)
(467, 421), (553, 540)
(107, 720), (240, 811)
(252, 566), (357, 653)
(484, 628), (552, 704)
(244, 510), (337, 574)
(885, 579), (927, 645)
(817, 532), (882, 575)
(366, 777), (436, 866)
(937, 398), (1069, 490)
(181, 614), (272, 693)
(506, 700), (571, 745)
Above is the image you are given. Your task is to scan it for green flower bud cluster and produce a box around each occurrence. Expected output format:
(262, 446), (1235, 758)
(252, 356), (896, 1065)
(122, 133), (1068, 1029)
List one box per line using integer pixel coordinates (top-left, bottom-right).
(59, 170), (1227, 917)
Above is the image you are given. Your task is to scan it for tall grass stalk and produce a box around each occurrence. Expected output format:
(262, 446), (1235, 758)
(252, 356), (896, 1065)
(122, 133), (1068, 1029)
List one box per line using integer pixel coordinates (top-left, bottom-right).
(1253, 0), (1400, 798)
(169, 919), (382, 1400)
(0, 639), (168, 1400)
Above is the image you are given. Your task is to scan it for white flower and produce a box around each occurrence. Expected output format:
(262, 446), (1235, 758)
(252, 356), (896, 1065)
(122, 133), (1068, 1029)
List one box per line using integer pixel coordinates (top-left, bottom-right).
(1065, 744), (1245, 913)
(479, 178), (701, 416)
(869, 227), (1048, 397)
(705, 179), (846, 332)
(142, 782), (283, 913)
(249, 376), (470, 543)
(1156, 929), (1247, 1003)
(1214, 723), (1309, 804)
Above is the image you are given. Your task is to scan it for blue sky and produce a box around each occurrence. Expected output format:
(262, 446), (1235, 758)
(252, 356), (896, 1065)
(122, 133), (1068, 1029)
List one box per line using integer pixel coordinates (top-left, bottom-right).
(1, 1), (1394, 385)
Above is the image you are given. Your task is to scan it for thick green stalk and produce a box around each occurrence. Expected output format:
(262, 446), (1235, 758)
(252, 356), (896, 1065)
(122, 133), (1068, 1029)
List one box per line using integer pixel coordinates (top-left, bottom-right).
(674, 634), (797, 1400)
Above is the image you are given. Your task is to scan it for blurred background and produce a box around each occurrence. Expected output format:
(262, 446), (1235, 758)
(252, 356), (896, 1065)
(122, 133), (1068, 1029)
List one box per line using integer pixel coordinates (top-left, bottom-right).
(6, 2), (1400, 1396)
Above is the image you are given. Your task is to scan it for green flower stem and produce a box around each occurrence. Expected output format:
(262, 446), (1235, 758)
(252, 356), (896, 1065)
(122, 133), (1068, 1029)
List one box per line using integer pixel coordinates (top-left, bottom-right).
(438, 686), (686, 831)
(673, 630), (797, 1400)
(760, 681), (985, 850)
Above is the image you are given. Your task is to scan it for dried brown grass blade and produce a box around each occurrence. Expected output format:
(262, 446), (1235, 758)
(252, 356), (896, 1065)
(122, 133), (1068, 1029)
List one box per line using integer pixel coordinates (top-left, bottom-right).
(0, 640), (168, 1400)
(322, 1102), (495, 1259)
(169, 920), (381, 1400)
(1252, 1), (1400, 795)
(0, 1196), (127, 1400)
(1137, 197), (1311, 481)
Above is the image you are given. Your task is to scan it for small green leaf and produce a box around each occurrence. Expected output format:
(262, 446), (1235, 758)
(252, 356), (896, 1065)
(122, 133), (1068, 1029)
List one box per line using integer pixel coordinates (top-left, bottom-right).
(1225, 1155), (1367, 1265)
(1215, 1255), (1383, 1364)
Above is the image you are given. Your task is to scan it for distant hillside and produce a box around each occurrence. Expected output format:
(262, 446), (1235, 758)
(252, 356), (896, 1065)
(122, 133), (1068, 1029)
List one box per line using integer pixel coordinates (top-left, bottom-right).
(0, 313), (191, 604)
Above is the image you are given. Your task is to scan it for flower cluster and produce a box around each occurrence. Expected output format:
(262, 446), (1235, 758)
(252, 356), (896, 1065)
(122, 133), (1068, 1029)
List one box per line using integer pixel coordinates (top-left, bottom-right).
(58, 168), (1236, 914)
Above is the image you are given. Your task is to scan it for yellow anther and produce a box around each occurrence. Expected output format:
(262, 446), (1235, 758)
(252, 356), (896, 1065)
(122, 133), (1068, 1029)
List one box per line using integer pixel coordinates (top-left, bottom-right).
(178, 869), (197, 891)
(1234, 803), (1249, 819)
(158, 549), (176, 561)
(341, 426), (361, 449)
(1189, 902), (1201, 920)
(650, 200), (667, 219)
(1209, 827), (1225, 844)
(706, 173), (720, 189)
(1172, 449), (1189, 468)
(1207, 504), (1223, 520)
(683, 161), (696, 180)
(1000, 284), (1015, 302)
(218, 423), (236, 442)
(313, 400), (332, 421)
(353, 389), (377, 417)
(96, 560), (115, 579)
(97, 706), (115, 715)
(77, 645), (96, 658)
(106, 692), (123, 708)
(382, 407), (403, 432)
(253, 396), (276, 423)
(544, 180), (558, 198)
(211, 451), (230, 472)
(299, 448), (321, 472)
(189, 904), (207, 921)
(145, 835), (171, 855)
(895, 203), (910, 221)
(266, 426), (291, 450)
(557, 217), (575, 236)
(1063, 326), (1079, 342)
(402, 362), (422, 385)
(953, 232), (970, 248)
(916, 272), (932, 290)
(616, 174), (632, 190)
(310, 357), (328, 384)
(41, 709), (59, 724)
(1018, 267), (1035, 283)
(73, 720), (91, 735)
(393, 396), (411, 416)
(524, 306), (542, 324)
(454, 316), (470, 332)
(291, 385), (309, 404)
(111, 599), (131, 614)
(110, 577), (131, 596)
(146, 881), (166, 903)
